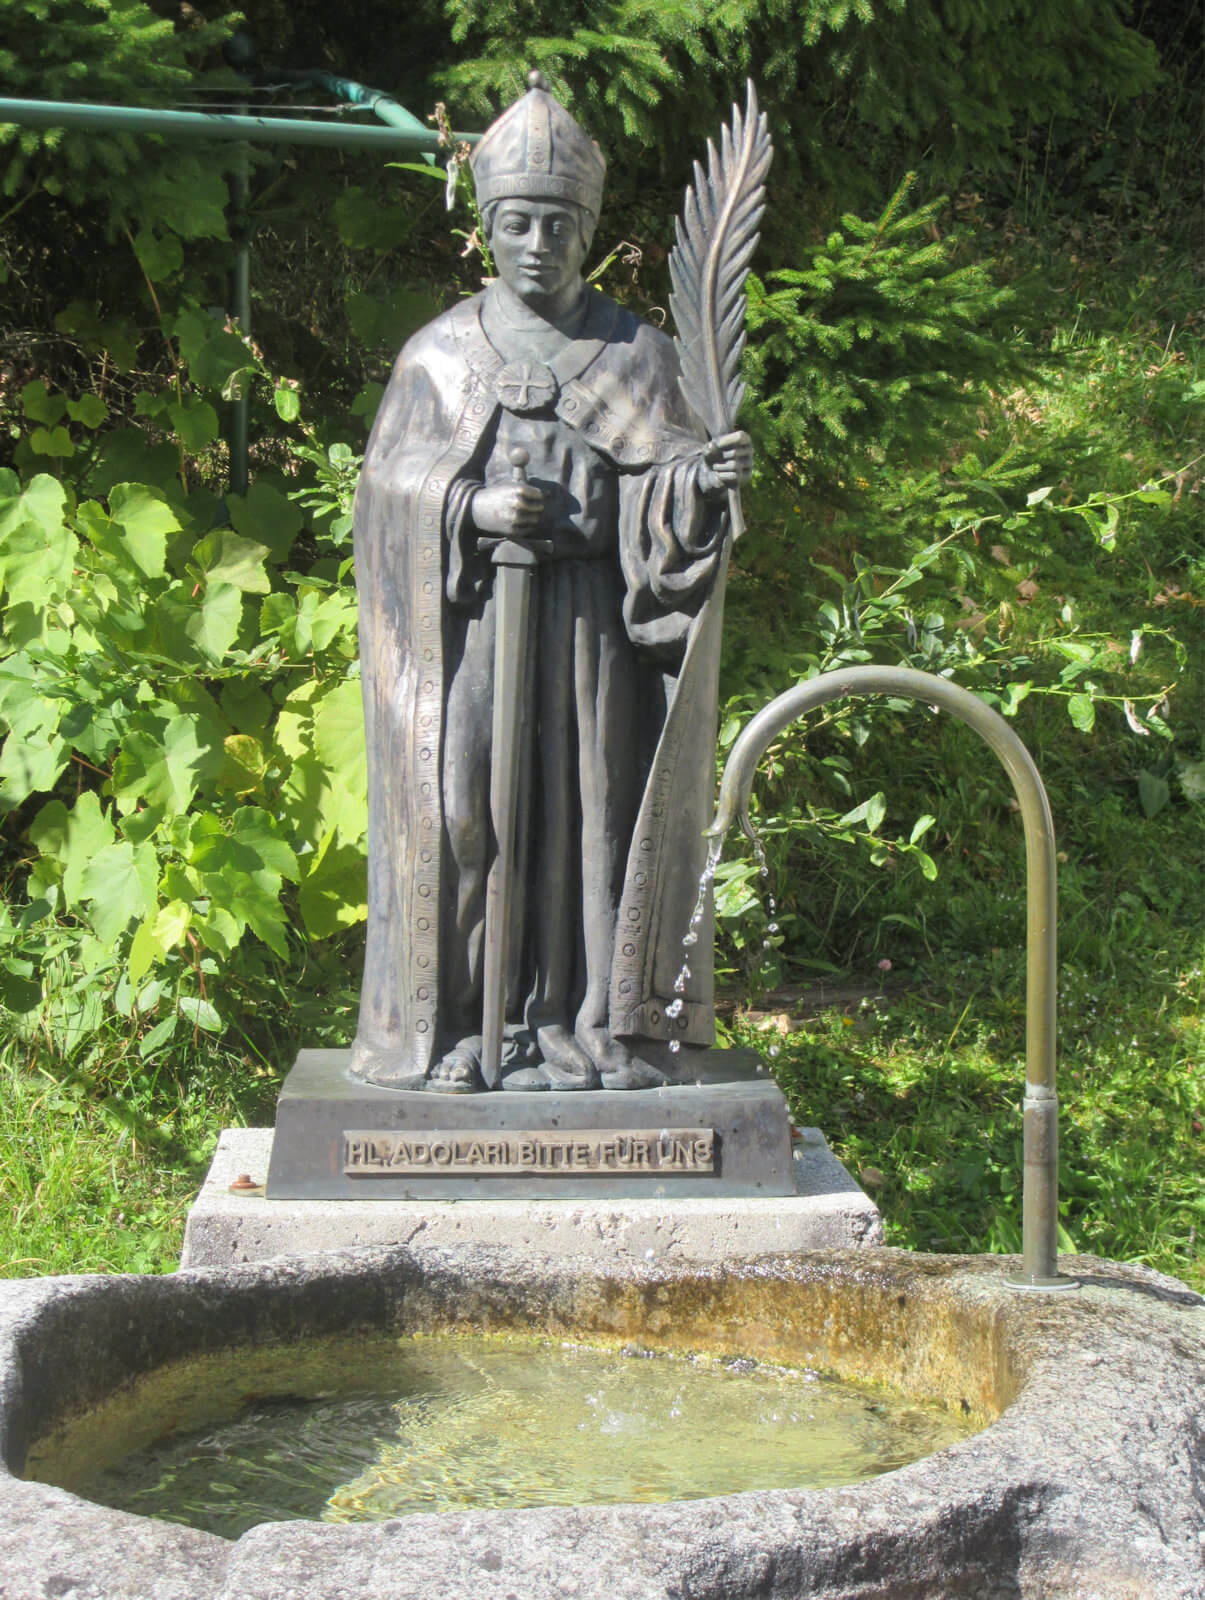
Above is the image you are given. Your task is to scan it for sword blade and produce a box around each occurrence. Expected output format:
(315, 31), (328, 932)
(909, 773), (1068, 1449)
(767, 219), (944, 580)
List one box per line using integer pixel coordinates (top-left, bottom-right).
(481, 545), (538, 1088)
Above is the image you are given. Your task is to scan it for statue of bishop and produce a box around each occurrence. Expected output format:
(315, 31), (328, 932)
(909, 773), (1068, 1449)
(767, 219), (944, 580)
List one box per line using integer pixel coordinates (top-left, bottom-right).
(350, 72), (752, 1093)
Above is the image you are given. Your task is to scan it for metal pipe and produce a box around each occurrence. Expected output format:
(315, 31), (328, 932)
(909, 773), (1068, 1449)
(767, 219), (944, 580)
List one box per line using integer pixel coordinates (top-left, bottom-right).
(709, 664), (1077, 1290)
(228, 102), (251, 499)
(0, 97), (478, 150)
(269, 72), (435, 143)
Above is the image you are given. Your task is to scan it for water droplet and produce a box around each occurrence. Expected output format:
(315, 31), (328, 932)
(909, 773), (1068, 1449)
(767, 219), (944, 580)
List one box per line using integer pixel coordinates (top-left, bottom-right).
(768, 1044), (780, 1057)
(768, 922), (779, 934)
(683, 931), (698, 946)
(668, 1039), (680, 1054)
(666, 998), (683, 1018)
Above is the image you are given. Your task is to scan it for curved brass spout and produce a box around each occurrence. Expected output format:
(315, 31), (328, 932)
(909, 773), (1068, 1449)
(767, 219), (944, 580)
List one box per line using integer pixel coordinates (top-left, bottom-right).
(710, 665), (1076, 1291)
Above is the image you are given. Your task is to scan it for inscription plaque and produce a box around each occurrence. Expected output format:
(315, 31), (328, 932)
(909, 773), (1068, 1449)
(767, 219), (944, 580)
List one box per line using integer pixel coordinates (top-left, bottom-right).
(344, 1128), (716, 1177)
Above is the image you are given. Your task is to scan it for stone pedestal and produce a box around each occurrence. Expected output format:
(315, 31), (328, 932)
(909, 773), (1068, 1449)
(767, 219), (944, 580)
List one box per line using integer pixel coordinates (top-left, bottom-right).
(180, 1124), (883, 1269)
(266, 1046), (798, 1201)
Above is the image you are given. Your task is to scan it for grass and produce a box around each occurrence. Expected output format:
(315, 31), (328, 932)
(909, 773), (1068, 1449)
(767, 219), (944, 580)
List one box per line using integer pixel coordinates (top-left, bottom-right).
(733, 943), (1202, 1291)
(721, 725), (1204, 1293)
(0, 1046), (276, 1277)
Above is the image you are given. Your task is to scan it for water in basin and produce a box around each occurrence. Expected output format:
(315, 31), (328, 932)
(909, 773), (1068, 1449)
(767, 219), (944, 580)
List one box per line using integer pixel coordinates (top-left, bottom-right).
(27, 1331), (979, 1538)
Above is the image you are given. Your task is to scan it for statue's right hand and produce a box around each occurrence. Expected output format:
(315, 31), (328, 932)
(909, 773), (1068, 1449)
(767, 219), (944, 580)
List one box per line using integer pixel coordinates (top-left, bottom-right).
(470, 481), (544, 536)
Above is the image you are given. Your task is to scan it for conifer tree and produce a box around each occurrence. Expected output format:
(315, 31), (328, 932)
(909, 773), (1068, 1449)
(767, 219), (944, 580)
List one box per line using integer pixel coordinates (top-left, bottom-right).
(0, 0), (236, 235)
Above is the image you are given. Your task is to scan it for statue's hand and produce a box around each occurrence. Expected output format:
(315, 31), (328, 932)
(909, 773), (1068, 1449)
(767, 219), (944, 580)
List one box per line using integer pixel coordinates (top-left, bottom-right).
(471, 481), (544, 536)
(698, 431), (753, 498)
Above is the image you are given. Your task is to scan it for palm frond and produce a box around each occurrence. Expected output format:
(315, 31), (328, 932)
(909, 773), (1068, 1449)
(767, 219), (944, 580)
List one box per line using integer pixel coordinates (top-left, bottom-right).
(669, 81), (773, 444)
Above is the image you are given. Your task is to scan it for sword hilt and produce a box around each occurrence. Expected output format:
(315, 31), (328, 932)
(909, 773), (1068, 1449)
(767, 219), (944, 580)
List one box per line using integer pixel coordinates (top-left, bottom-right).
(480, 447), (552, 564)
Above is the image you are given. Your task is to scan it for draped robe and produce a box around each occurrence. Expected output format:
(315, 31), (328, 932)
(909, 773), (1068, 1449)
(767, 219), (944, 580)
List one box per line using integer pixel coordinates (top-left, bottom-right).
(350, 286), (730, 1088)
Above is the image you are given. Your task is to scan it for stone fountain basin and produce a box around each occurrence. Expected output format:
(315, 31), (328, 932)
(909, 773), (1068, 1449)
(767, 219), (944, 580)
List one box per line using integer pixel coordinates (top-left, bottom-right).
(0, 1245), (1201, 1600)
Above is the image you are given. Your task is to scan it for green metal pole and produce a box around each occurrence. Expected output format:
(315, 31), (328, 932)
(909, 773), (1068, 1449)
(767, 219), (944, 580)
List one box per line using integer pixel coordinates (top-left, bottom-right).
(228, 99), (251, 499)
(709, 664), (1078, 1291)
(0, 97), (478, 150)
(282, 74), (434, 141)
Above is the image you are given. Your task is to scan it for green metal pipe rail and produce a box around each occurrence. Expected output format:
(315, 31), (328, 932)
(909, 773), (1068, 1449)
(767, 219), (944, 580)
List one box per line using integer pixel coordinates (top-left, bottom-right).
(0, 96), (477, 151)
(709, 664), (1079, 1291)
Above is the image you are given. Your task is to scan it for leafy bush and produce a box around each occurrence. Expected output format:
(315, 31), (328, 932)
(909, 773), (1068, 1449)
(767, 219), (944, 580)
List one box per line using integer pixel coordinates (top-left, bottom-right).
(0, 348), (366, 1069)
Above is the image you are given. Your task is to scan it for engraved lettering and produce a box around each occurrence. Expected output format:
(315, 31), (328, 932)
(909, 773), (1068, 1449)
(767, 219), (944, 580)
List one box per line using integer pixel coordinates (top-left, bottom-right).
(342, 1128), (716, 1176)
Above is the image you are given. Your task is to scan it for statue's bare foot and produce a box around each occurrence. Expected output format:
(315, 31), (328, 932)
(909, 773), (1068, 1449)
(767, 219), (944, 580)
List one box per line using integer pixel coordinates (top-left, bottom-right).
(578, 1027), (670, 1090)
(535, 1024), (600, 1089)
(425, 1040), (485, 1094)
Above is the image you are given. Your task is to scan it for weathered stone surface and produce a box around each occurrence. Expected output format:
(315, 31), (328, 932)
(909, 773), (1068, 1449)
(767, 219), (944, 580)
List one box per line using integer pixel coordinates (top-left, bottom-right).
(182, 1125), (883, 1268)
(1, 1248), (1201, 1600)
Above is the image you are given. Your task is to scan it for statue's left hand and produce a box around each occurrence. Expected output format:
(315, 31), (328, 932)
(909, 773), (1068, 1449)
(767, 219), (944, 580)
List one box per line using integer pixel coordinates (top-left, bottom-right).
(698, 431), (753, 498)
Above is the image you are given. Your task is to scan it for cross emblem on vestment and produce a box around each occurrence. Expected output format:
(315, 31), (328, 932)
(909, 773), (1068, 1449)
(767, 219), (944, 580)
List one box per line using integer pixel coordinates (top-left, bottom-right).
(495, 359), (559, 415)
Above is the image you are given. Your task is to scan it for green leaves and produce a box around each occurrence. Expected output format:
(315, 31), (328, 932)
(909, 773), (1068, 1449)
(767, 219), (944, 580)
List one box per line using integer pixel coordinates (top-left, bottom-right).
(0, 474), (73, 615)
(745, 177), (1022, 483)
(132, 229), (184, 284)
(838, 792), (887, 834)
(170, 307), (254, 393)
(166, 397), (220, 454)
(335, 185), (416, 252)
(81, 841), (158, 944)
(227, 483), (304, 565)
(345, 287), (441, 353)
(194, 530), (272, 595)
(1137, 769), (1170, 820)
(2, 415), (369, 1038)
(1067, 693), (1096, 734)
(30, 791), (113, 907)
(128, 899), (191, 988)
(188, 808), (299, 958)
(110, 713), (225, 816)
(273, 382), (302, 423)
(107, 483), (178, 579)
(186, 582), (243, 665)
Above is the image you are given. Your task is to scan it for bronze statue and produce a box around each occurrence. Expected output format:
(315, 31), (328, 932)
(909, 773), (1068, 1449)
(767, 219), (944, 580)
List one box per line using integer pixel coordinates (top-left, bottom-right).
(350, 73), (767, 1094)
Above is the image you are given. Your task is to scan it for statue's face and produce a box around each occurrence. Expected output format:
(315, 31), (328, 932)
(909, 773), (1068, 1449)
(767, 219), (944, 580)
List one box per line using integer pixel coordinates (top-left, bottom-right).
(487, 199), (591, 307)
